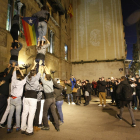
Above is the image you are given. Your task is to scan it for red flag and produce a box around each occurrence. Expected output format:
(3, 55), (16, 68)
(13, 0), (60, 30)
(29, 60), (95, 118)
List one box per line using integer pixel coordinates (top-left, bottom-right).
(67, 4), (73, 18)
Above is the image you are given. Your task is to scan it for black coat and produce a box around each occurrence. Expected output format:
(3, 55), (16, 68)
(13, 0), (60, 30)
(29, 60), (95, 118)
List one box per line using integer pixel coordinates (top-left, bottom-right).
(75, 83), (81, 96)
(116, 80), (132, 101)
(0, 67), (14, 98)
(84, 83), (92, 94)
(53, 80), (63, 102)
(98, 81), (106, 92)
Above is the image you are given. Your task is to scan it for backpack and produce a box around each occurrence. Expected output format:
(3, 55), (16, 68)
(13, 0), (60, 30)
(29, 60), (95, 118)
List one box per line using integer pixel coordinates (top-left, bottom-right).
(122, 84), (133, 101)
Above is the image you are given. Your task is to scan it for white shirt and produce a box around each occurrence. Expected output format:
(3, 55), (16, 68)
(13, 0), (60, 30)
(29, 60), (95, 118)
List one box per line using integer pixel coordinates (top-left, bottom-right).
(11, 71), (26, 97)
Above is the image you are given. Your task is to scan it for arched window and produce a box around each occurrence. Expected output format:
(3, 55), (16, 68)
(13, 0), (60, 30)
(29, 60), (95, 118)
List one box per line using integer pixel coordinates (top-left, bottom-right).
(47, 28), (54, 54)
(6, 0), (19, 31)
(6, 0), (13, 31)
(64, 44), (68, 60)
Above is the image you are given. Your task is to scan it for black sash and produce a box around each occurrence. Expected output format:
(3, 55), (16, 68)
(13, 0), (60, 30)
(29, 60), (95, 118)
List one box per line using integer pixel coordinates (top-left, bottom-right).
(10, 55), (18, 61)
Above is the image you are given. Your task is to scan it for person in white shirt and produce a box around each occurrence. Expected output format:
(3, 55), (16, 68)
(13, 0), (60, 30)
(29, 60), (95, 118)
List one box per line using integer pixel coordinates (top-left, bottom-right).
(7, 66), (26, 133)
(21, 61), (41, 136)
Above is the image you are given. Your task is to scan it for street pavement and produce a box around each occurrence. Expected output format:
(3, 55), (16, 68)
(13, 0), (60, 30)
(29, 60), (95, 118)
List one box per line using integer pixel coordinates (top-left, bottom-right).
(0, 96), (140, 140)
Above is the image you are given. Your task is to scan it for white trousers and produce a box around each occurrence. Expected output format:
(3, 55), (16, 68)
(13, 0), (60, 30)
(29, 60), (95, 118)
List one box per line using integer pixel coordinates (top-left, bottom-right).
(0, 98), (10, 124)
(21, 98), (37, 133)
(39, 99), (45, 124)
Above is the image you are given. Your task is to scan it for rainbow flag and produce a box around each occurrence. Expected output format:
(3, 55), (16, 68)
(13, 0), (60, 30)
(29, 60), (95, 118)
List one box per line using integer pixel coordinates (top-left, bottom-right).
(22, 17), (38, 46)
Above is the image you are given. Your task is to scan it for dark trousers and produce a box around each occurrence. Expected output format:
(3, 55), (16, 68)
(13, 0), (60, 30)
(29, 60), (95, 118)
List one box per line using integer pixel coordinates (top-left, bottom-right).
(76, 96), (81, 104)
(0, 94), (7, 121)
(10, 26), (19, 41)
(85, 96), (89, 105)
(72, 92), (76, 102)
(137, 91), (140, 106)
(119, 101), (135, 124)
(132, 95), (137, 107)
(35, 59), (44, 73)
(107, 88), (110, 96)
(111, 92), (115, 103)
(94, 88), (97, 95)
(34, 101), (41, 126)
(43, 98), (59, 128)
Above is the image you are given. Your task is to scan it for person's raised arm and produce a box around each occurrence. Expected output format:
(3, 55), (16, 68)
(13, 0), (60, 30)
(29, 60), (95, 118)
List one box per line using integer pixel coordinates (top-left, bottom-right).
(44, 11), (50, 22)
(0, 80), (5, 86)
(52, 79), (63, 90)
(39, 65), (44, 77)
(12, 66), (17, 81)
(44, 66), (49, 74)
(15, 41), (23, 51)
(73, 78), (76, 83)
(6, 62), (16, 79)
(43, 36), (50, 45)
(3, 64), (11, 73)
(31, 60), (37, 70)
(17, 66), (24, 77)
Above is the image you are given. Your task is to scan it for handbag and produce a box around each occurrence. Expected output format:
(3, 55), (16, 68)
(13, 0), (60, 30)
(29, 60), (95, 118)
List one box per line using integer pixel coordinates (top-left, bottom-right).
(72, 88), (78, 93)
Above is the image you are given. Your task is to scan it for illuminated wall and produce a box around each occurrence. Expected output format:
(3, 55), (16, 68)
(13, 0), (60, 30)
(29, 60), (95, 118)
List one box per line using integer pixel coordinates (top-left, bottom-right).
(71, 0), (125, 62)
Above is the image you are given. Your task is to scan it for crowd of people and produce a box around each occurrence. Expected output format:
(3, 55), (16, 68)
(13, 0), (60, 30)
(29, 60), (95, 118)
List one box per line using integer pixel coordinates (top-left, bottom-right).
(0, 60), (139, 135)
(0, 0), (139, 136)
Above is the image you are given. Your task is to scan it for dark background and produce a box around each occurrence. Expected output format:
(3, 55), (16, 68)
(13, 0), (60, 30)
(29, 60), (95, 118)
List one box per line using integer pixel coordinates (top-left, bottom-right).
(121, 0), (140, 60)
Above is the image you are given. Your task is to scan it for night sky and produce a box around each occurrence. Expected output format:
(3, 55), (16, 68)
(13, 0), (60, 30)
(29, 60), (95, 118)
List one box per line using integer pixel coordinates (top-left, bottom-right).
(121, 0), (140, 60)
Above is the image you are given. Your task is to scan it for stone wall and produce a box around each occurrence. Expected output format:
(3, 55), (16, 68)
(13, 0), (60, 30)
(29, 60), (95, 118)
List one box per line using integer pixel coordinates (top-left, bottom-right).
(0, 0), (72, 80)
(71, 0), (125, 62)
(72, 61), (125, 81)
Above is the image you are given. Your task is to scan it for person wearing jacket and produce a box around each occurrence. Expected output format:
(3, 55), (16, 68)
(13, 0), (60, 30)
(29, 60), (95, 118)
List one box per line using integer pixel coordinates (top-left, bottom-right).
(84, 80), (92, 106)
(39, 66), (60, 131)
(75, 80), (82, 105)
(0, 63), (15, 121)
(21, 61), (41, 135)
(92, 80), (97, 96)
(98, 77), (107, 107)
(7, 66), (26, 133)
(136, 78), (140, 108)
(70, 75), (76, 90)
(70, 75), (76, 102)
(110, 80), (116, 105)
(65, 80), (75, 105)
(54, 79), (64, 125)
(10, 14), (24, 42)
(10, 41), (23, 66)
(32, 6), (50, 46)
(130, 78), (137, 110)
(116, 76), (136, 127)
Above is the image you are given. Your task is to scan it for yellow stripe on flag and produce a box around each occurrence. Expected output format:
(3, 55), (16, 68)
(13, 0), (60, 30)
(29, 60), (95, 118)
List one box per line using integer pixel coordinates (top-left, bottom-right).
(32, 24), (37, 45)
(28, 24), (35, 46)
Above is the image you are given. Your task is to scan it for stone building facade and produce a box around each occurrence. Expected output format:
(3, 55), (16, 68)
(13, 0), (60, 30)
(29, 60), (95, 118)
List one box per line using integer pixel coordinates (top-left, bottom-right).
(0, 0), (72, 80)
(71, 0), (126, 81)
(0, 0), (126, 81)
